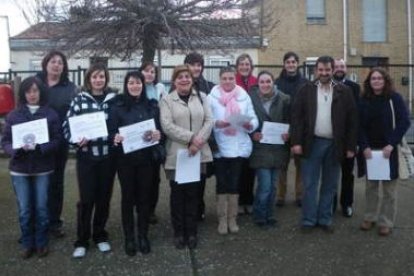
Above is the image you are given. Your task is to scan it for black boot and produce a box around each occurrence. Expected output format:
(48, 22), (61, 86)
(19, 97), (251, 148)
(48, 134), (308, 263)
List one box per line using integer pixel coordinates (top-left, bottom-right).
(124, 239), (136, 256)
(138, 236), (151, 254)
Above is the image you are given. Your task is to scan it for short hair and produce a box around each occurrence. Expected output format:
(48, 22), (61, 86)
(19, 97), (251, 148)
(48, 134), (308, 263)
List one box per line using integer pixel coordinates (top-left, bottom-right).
(283, 51), (299, 63)
(41, 50), (69, 82)
(219, 66), (236, 77)
(171, 64), (192, 83)
(257, 70), (275, 81)
(18, 76), (48, 106)
(139, 61), (159, 84)
(235, 53), (254, 70)
(315, 56), (335, 70)
(184, 52), (205, 67)
(83, 63), (110, 92)
(363, 67), (394, 98)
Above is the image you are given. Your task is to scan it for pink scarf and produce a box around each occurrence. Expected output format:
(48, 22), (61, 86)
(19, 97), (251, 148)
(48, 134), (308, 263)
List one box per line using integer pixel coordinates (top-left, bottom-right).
(219, 85), (241, 136)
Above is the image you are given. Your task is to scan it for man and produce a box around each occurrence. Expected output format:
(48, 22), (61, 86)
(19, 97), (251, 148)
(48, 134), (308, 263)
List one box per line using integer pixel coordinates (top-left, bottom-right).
(184, 52), (215, 221)
(332, 59), (360, 217)
(290, 56), (357, 233)
(275, 51), (307, 207)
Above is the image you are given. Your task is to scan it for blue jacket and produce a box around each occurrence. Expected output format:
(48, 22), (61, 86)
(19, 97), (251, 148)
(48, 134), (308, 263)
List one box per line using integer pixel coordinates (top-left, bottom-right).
(1, 105), (61, 174)
(358, 92), (411, 179)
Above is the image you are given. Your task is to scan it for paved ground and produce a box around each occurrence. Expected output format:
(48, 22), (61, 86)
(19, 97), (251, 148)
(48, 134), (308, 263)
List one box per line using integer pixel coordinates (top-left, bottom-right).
(0, 157), (414, 276)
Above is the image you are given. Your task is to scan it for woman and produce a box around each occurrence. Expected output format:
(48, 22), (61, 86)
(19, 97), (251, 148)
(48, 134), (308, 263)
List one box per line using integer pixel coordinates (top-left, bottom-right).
(63, 63), (117, 258)
(108, 71), (161, 256)
(249, 71), (290, 227)
(37, 50), (78, 237)
(235, 53), (258, 214)
(358, 67), (410, 236)
(139, 62), (166, 224)
(1, 77), (61, 258)
(159, 65), (213, 249)
(208, 66), (258, 235)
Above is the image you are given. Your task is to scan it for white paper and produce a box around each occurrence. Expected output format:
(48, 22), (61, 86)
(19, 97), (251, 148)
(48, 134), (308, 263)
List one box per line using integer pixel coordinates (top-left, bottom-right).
(68, 112), (108, 142)
(260, 121), (289, 145)
(118, 119), (158, 154)
(226, 114), (252, 129)
(175, 149), (201, 184)
(11, 118), (49, 149)
(366, 150), (391, 180)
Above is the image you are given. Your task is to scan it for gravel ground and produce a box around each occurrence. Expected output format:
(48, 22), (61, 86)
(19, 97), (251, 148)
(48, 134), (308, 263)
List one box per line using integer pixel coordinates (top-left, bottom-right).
(0, 157), (414, 276)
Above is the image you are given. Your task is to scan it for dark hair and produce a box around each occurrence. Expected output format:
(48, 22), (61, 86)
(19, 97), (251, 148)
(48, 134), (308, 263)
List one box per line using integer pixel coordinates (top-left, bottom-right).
(122, 71), (148, 109)
(139, 62), (159, 84)
(184, 52), (205, 67)
(18, 76), (48, 106)
(363, 67), (394, 98)
(219, 66), (236, 76)
(283, 51), (299, 63)
(235, 53), (254, 72)
(315, 56), (335, 70)
(41, 50), (69, 82)
(83, 63), (110, 92)
(257, 70), (275, 81)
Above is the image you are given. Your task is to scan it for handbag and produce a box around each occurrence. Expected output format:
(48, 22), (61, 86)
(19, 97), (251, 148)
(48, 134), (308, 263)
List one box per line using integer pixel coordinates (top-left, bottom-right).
(390, 100), (414, 179)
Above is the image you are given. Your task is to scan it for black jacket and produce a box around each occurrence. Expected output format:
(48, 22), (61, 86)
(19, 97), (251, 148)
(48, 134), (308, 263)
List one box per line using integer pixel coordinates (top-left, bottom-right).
(275, 71), (307, 102)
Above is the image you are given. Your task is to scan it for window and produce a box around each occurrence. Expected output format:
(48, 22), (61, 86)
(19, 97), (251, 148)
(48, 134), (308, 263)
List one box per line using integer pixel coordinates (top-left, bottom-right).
(362, 0), (387, 42)
(89, 56), (108, 67)
(306, 0), (325, 24)
(362, 57), (389, 67)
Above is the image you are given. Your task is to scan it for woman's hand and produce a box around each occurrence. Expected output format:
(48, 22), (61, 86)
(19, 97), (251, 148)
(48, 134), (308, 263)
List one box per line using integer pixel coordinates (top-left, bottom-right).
(215, 120), (230, 129)
(113, 134), (124, 146)
(291, 145), (302, 155)
(363, 147), (372, 159)
(282, 133), (289, 142)
(78, 137), (89, 147)
(252, 132), (262, 142)
(188, 144), (199, 156)
(242, 122), (253, 131)
(382, 145), (394, 159)
(191, 135), (204, 149)
(151, 130), (161, 142)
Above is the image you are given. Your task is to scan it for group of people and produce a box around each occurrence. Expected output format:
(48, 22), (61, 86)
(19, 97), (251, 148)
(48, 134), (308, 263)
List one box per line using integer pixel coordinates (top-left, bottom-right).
(1, 50), (411, 260)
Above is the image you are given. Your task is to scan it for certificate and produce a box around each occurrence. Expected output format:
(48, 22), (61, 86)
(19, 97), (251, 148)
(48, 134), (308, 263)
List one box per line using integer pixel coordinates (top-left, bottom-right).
(118, 119), (158, 154)
(366, 150), (391, 180)
(12, 118), (49, 149)
(260, 122), (289, 145)
(175, 149), (201, 184)
(227, 114), (252, 129)
(68, 112), (108, 142)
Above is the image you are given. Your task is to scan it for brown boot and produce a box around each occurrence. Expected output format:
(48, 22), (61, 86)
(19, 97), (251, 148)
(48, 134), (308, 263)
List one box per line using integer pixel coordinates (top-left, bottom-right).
(378, 226), (392, 236)
(360, 220), (375, 231)
(217, 194), (228, 235)
(227, 194), (239, 233)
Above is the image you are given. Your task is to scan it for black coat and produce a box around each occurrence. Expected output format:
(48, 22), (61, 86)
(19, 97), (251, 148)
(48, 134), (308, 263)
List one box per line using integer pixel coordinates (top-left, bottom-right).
(275, 71), (307, 102)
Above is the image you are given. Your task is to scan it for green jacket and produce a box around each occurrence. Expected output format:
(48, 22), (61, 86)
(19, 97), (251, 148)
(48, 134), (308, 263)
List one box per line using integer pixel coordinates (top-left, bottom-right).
(249, 86), (291, 169)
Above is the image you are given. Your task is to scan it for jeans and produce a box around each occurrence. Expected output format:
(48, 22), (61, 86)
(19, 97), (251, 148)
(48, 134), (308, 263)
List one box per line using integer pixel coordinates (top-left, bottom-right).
(301, 137), (340, 226)
(11, 174), (50, 249)
(253, 168), (278, 223)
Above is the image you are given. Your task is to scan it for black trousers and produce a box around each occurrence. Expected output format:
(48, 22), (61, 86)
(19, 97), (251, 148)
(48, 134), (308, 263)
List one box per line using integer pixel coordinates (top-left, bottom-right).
(74, 155), (116, 248)
(170, 180), (200, 238)
(333, 156), (355, 211)
(48, 143), (69, 230)
(149, 164), (161, 215)
(118, 164), (153, 240)
(238, 158), (255, 205)
(215, 157), (244, 194)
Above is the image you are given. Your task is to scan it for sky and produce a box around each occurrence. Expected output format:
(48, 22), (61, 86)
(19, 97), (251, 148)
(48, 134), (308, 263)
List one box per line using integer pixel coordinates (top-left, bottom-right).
(0, 0), (32, 72)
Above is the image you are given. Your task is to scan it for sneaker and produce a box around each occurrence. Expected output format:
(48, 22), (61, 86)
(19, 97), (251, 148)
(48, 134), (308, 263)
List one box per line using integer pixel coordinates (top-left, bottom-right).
(342, 206), (353, 218)
(72, 247), (86, 258)
(97, 242), (111, 252)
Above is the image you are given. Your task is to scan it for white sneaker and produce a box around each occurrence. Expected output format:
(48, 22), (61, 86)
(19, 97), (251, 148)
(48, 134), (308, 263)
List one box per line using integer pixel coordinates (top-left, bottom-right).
(97, 242), (111, 252)
(72, 247), (86, 258)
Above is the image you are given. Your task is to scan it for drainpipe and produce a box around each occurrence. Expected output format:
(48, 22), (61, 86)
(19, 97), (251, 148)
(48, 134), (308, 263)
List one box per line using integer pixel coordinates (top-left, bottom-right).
(408, 0), (412, 113)
(343, 0), (348, 61)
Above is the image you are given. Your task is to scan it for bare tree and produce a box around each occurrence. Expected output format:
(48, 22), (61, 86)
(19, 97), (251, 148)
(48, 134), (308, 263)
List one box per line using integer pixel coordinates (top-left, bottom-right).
(21, 0), (278, 62)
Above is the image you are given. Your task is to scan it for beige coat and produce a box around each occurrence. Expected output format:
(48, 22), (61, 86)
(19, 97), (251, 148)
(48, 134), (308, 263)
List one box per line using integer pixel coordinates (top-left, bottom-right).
(160, 89), (214, 173)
